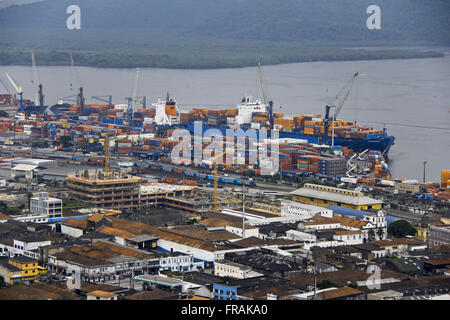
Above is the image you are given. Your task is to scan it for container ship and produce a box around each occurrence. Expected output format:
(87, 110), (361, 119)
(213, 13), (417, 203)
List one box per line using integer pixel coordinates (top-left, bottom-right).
(180, 93), (395, 157)
(176, 72), (394, 157)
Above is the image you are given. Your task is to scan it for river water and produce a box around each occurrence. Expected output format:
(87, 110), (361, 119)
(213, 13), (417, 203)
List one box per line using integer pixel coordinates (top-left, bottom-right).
(1, 48), (449, 182)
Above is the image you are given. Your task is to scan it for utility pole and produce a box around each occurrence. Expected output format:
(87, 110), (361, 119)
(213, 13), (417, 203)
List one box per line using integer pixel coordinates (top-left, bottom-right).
(423, 161), (427, 183)
(242, 182), (246, 239)
(313, 261), (317, 300)
(331, 106), (335, 148)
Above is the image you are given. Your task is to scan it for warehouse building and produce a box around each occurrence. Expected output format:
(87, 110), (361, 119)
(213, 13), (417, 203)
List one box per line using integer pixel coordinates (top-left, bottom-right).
(290, 183), (383, 211)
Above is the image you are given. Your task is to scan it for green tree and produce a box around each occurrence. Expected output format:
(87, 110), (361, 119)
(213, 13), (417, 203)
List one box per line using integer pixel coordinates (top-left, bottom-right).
(368, 229), (375, 241)
(317, 280), (342, 289)
(388, 220), (416, 238)
(376, 228), (385, 240)
(60, 136), (72, 148)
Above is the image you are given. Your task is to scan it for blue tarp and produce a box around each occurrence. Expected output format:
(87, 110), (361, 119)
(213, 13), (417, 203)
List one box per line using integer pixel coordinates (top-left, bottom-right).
(327, 205), (400, 225)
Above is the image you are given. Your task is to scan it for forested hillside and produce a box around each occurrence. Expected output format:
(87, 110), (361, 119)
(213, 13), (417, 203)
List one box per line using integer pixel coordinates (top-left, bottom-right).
(0, 0), (447, 68)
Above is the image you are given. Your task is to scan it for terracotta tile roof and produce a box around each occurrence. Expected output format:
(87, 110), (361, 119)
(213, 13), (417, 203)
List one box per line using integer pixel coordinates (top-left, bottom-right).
(97, 226), (136, 239)
(317, 286), (363, 300)
(62, 217), (88, 229)
(200, 217), (257, 230)
(87, 290), (118, 298)
(0, 213), (11, 221)
(87, 214), (105, 223)
(106, 216), (231, 252)
(424, 258), (450, 266)
(70, 240), (153, 260)
(0, 283), (77, 300)
(125, 288), (177, 300)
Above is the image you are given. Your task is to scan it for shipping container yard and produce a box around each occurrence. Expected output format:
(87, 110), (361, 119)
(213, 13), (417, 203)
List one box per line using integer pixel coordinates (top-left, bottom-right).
(0, 55), (449, 304)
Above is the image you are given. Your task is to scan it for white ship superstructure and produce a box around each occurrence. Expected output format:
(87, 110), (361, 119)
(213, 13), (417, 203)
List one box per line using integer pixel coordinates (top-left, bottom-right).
(235, 95), (267, 126)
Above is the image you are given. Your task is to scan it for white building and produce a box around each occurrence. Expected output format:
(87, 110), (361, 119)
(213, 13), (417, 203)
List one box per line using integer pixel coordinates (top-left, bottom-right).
(281, 200), (333, 219)
(285, 230), (317, 243)
(159, 252), (198, 272)
(30, 192), (62, 219)
(214, 260), (263, 279)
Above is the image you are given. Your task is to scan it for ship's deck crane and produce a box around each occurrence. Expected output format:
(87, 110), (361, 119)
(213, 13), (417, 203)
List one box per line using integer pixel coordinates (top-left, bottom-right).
(5, 72), (24, 112)
(126, 68), (141, 126)
(92, 95), (113, 109)
(324, 72), (359, 146)
(60, 87), (85, 115)
(257, 58), (274, 130)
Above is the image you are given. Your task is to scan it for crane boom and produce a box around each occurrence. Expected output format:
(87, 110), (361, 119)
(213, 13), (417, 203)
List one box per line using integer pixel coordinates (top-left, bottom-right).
(324, 72), (358, 145)
(330, 72), (359, 121)
(31, 51), (41, 85)
(0, 76), (11, 94)
(92, 95), (113, 109)
(5, 72), (22, 93)
(257, 58), (267, 106)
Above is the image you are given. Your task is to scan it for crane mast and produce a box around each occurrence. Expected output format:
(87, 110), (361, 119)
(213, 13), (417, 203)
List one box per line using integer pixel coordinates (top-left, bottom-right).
(31, 51), (44, 106)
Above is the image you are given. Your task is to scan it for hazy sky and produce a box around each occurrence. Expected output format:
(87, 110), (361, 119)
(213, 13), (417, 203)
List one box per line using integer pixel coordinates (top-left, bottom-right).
(0, 0), (44, 9)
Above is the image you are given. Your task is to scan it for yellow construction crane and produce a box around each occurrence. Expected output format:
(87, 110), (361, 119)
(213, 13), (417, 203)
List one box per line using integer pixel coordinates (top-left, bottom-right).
(104, 136), (110, 175)
(212, 144), (238, 212)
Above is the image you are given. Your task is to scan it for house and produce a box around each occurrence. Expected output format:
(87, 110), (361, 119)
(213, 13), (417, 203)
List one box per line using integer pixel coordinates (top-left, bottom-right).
(369, 238), (426, 258)
(60, 218), (89, 238)
(124, 288), (178, 300)
(286, 269), (408, 292)
(0, 256), (39, 285)
(0, 282), (77, 300)
(316, 286), (366, 300)
(367, 289), (404, 300)
(161, 271), (226, 299)
(423, 258), (450, 276)
(47, 240), (161, 282)
(214, 260), (263, 279)
(0, 213), (10, 224)
(212, 276), (292, 300)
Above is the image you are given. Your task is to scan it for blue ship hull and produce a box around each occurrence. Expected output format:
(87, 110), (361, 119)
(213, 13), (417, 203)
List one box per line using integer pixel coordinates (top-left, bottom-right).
(182, 124), (395, 156)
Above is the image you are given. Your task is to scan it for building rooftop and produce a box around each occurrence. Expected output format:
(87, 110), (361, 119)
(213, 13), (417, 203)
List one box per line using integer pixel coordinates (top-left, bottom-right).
(124, 288), (178, 300)
(69, 240), (155, 261)
(9, 256), (38, 264)
(0, 283), (78, 300)
(87, 290), (118, 299)
(97, 226), (136, 239)
(61, 217), (89, 229)
(317, 286), (364, 300)
(0, 213), (11, 221)
(291, 184), (383, 206)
